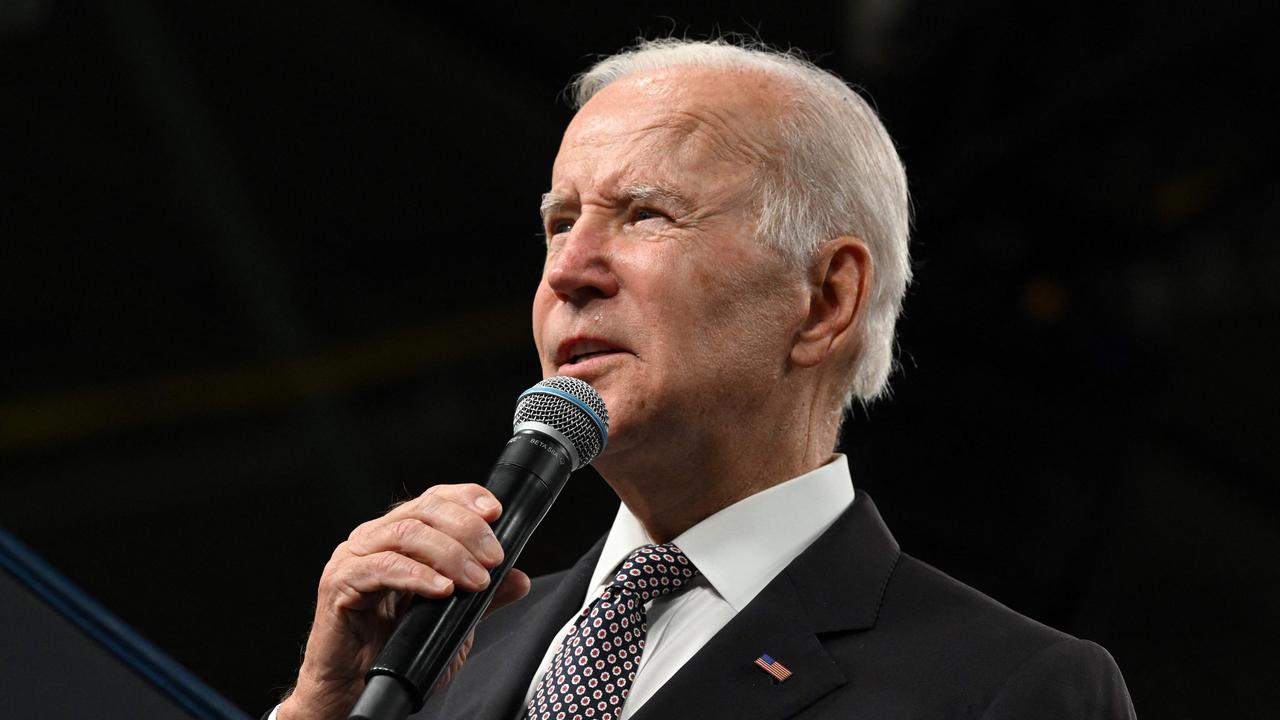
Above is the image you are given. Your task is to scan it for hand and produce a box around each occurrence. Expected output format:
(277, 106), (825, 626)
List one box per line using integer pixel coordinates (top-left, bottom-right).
(277, 483), (532, 720)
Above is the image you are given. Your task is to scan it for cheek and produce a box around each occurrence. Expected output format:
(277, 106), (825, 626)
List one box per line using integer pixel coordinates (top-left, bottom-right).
(530, 283), (554, 358)
(692, 266), (797, 370)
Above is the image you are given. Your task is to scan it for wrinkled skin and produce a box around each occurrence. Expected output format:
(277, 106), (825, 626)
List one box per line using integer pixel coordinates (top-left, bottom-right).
(277, 484), (529, 719)
(279, 64), (870, 719)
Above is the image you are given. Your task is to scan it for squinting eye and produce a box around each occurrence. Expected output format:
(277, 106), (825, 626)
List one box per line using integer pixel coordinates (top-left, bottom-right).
(634, 208), (664, 222)
(550, 220), (574, 235)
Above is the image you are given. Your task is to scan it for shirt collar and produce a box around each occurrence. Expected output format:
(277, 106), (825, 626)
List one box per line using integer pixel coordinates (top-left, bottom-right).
(589, 454), (855, 612)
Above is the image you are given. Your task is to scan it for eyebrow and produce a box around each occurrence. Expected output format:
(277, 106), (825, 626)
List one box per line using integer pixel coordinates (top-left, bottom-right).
(620, 184), (693, 214)
(539, 184), (693, 223)
(539, 191), (569, 223)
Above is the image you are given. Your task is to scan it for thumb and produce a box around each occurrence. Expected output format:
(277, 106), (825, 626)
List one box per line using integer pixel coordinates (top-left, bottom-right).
(485, 568), (531, 617)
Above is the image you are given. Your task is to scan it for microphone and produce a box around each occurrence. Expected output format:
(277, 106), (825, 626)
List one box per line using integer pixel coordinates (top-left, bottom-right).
(348, 376), (610, 720)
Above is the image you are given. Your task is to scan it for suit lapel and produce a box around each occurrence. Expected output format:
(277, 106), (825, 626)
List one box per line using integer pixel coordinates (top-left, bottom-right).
(630, 492), (901, 719)
(629, 570), (844, 720)
(421, 537), (604, 720)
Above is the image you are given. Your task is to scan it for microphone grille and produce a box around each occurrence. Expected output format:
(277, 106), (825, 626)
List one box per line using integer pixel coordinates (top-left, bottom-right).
(514, 377), (610, 468)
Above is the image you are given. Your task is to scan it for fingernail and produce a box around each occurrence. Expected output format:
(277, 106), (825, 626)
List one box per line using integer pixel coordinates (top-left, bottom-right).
(464, 559), (490, 587)
(482, 532), (503, 562)
(474, 495), (499, 512)
(432, 575), (452, 593)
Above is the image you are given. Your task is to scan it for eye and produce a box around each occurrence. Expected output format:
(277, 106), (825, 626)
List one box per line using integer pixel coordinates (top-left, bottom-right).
(548, 219), (574, 236)
(633, 207), (667, 223)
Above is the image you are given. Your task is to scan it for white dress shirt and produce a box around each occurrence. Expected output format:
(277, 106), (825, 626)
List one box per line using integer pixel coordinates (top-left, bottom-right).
(520, 454), (855, 718)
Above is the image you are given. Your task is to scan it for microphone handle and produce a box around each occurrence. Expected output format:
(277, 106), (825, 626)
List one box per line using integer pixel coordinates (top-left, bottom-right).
(348, 429), (575, 720)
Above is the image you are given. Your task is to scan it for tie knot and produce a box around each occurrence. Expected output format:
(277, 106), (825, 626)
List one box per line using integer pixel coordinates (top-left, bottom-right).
(607, 543), (699, 603)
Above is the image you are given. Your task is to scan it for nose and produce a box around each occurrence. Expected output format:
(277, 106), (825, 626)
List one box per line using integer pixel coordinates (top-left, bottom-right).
(544, 220), (620, 305)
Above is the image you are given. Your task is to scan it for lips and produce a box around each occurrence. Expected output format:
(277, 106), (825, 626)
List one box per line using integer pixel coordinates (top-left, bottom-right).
(556, 337), (629, 368)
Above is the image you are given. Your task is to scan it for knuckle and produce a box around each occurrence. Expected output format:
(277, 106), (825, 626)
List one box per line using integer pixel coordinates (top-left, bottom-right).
(374, 551), (404, 575)
(317, 566), (339, 594)
(329, 542), (350, 564)
(430, 483), (485, 504)
(416, 492), (444, 515)
(326, 541), (364, 574)
(347, 518), (377, 542)
(388, 518), (421, 544)
(455, 511), (490, 538)
(442, 502), (475, 526)
(318, 556), (353, 593)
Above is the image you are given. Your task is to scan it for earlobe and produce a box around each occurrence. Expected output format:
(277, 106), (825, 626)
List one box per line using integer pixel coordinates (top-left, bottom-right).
(790, 236), (872, 369)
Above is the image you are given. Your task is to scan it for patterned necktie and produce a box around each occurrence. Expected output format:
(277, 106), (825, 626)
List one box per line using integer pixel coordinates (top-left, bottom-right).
(525, 543), (700, 720)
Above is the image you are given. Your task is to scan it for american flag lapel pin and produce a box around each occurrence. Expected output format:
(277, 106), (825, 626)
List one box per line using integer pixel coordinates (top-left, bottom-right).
(754, 653), (793, 682)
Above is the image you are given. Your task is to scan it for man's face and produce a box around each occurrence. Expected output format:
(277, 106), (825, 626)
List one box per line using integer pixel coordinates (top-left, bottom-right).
(531, 67), (807, 460)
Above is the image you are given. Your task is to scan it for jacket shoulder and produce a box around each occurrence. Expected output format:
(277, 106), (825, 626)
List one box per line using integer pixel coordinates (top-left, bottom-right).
(823, 553), (1132, 718)
(882, 553), (1070, 646)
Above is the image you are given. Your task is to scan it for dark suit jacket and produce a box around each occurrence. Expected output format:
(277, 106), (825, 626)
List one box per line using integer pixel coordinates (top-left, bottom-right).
(415, 491), (1135, 719)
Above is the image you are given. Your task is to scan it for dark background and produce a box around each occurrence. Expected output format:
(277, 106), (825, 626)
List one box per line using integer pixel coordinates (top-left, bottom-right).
(3, 0), (1277, 717)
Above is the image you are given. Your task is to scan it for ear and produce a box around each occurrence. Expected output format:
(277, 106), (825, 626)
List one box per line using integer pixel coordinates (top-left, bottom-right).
(790, 236), (872, 369)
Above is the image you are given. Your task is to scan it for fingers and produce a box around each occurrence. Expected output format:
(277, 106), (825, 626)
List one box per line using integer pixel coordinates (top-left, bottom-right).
(387, 483), (503, 524)
(321, 550), (456, 611)
(292, 483), (522, 718)
(341, 484), (505, 596)
(346, 521), (494, 593)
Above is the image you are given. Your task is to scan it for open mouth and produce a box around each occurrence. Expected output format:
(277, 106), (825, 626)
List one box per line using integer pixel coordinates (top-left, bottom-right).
(567, 349), (617, 365)
(558, 338), (627, 367)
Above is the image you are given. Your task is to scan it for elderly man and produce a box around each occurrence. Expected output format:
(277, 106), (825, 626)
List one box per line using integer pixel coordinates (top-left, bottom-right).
(273, 39), (1134, 720)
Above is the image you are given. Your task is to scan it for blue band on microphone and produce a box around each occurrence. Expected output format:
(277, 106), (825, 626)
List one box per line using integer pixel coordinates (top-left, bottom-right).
(517, 386), (609, 453)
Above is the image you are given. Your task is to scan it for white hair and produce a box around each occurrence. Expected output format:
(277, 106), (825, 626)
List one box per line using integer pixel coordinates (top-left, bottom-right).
(571, 38), (912, 407)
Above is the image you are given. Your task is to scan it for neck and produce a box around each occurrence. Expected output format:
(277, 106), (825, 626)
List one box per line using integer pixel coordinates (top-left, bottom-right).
(594, 401), (839, 543)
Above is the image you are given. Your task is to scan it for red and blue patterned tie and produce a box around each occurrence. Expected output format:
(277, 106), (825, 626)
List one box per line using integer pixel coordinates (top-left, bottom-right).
(525, 543), (700, 720)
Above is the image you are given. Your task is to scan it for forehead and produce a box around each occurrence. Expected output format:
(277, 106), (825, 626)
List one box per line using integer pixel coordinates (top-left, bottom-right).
(550, 67), (786, 195)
